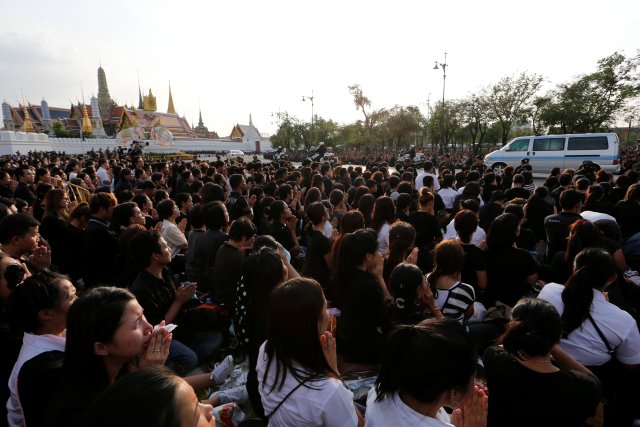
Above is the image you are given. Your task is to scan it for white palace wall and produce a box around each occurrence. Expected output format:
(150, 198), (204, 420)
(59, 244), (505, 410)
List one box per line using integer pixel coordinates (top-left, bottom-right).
(0, 131), (272, 155)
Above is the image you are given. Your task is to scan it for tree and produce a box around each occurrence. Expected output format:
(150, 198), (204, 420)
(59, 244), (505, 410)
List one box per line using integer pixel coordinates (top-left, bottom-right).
(385, 105), (424, 148)
(484, 72), (543, 144)
(51, 120), (69, 137)
(459, 95), (490, 154)
(540, 51), (640, 133)
(427, 100), (464, 152)
(348, 84), (386, 142)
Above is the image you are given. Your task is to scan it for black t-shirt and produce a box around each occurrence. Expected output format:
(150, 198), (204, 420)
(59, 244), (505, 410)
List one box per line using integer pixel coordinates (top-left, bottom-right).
(504, 186), (530, 201)
(19, 350), (64, 427)
(267, 221), (296, 252)
(461, 243), (487, 300)
(544, 212), (582, 259)
(485, 246), (538, 307)
(130, 268), (177, 326)
(336, 269), (391, 364)
(197, 229), (229, 291)
(226, 191), (250, 221)
(613, 200), (640, 239)
(302, 230), (332, 290)
(484, 346), (601, 427)
(212, 242), (247, 307)
(407, 211), (442, 249)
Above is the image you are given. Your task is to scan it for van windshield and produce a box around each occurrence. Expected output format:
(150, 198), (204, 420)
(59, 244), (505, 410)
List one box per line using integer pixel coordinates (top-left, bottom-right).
(506, 139), (529, 151)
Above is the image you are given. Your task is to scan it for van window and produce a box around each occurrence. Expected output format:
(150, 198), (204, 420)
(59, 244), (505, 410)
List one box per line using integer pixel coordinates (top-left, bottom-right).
(567, 136), (608, 151)
(533, 138), (566, 151)
(506, 138), (529, 151)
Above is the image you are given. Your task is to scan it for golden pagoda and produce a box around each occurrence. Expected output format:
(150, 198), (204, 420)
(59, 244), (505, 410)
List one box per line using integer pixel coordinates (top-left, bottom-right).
(82, 104), (93, 134)
(167, 82), (176, 114)
(143, 89), (157, 112)
(22, 106), (35, 133)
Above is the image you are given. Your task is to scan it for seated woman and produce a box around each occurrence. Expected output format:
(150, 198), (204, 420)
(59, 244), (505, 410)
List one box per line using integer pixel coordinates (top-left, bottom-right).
(5, 270), (76, 427)
(485, 213), (538, 308)
(82, 365), (214, 427)
(302, 202), (335, 295)
(484, 298), (601, 427)
(256, 277), (363, 426)
(538, 248), (640, 426)
(366, 319), (486, 427)
(427, 240), (475, 325)
(334, 229), (392, 369)
(44, 287), (172, 427)
(389, 263), (442, 325)
(382, 221), (416, 287)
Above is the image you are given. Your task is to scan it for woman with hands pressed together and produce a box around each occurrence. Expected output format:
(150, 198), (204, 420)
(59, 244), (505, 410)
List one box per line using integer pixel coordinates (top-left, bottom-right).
(44, 287), (172, 427)
(366, 320), (487, 427)
(256, 277), (363, 427)
(334, 229), (392, 372)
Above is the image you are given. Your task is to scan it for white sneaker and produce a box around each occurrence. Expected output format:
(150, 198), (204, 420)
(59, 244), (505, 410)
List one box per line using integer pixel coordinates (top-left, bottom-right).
(209, 385), (249, 405)
(210, 355), (234, 384)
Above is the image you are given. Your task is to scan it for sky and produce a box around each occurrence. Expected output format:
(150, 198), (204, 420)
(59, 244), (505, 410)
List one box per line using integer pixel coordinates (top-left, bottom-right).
(1, 0), (638, 137)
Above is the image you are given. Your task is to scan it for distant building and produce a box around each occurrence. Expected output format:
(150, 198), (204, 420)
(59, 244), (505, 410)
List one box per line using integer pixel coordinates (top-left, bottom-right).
(229, 114), (270, 152)
(2, 65), (196, 138)
(194, 110), (218, 139)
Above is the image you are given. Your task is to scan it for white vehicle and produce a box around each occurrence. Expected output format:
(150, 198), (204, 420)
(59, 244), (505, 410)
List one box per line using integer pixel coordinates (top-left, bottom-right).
(484, 133), (620, 175)
(228, 150), (245, 158)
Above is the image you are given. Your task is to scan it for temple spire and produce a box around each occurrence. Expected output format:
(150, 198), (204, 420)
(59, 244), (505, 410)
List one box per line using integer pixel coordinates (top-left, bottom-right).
(167, 82), (176, 114)
(198, 109), (204, 127)
(249, 114), (253, 126)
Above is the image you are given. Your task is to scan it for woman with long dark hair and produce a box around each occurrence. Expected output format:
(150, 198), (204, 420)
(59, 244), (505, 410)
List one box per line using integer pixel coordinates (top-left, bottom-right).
(366, 320), (486, 426)
(39, 189), (72, 275)
(302, 202), (334, 294)
(389, 263), (442, 325)
(371, 196), (396, 255)
(5, 271), (76, 427)
(257, 277), (363, 426)
(334, 229), (391, 368)
(539, 248), (640, 426)
(484, 298), (601, 427)
(382, 221), (416, 286)
(45, 287), (171, 427)
(427, 240), (475, 325)
(485, 213), (538, 308)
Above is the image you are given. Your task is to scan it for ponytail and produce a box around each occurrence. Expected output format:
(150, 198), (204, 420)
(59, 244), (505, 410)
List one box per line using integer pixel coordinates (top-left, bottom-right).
(560, 268), (595, 337)
(500, 298), (561, 358)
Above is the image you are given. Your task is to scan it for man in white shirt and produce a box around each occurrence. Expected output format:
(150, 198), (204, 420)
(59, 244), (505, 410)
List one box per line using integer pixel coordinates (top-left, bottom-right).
(415, 161), (440, 192)
(95, 158), (112, 187)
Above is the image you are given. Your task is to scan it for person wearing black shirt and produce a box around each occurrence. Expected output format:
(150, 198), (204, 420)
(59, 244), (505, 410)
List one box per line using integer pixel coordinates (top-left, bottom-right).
(408, 189), (443, 272)
(613, 183), (640, 240)
(544, 189), (584, 261)
(484, 299), (601, 427)
(266, 200), (300, 259)
(212, 219), (256, 307)
(13, 168), (36, 206)
(226, 174), (254, 221)
(504, 174), (530, 201)
(83, 193), (119, 288)
(302, 202), (333, 295)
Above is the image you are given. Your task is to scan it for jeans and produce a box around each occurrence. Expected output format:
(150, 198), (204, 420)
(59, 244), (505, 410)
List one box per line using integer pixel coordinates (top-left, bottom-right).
(167, 339), (198, 375)
(189, 331), (224, 361)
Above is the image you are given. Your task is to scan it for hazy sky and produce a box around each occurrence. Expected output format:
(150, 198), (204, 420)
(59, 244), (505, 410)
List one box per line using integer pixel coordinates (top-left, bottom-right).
(1, 0), (638, 137)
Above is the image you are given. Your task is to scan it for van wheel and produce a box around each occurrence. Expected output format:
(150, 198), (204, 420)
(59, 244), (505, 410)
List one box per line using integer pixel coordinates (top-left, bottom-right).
(491, 163), (507, 176)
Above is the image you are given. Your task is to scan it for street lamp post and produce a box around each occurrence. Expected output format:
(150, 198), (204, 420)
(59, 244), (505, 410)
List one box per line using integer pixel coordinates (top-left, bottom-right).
(433, 53), (448, 154)
(302, 90), (315, 147)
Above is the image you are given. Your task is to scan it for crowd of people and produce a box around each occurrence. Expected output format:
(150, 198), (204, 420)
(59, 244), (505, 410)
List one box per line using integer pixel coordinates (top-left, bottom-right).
(1, 144), (640, 427)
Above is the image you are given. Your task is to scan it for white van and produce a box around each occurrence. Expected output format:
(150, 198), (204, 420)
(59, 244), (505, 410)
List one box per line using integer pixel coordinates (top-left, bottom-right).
(228, 150), (245, 158)
(484, 133), (620, 175)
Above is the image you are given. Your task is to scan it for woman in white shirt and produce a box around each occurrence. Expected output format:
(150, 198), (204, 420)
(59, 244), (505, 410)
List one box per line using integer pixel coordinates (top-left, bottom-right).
(5, 270), (77, 427)
(156, 199), (188, 259)
(257, 277), (363, 427)
(366, 320), (487, 427)
(538, 248), (640, 426)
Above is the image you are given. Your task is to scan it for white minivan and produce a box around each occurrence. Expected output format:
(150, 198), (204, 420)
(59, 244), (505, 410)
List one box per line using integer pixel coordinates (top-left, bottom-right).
(484, 133), (620, 175)
(228, 150), (245, 158)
